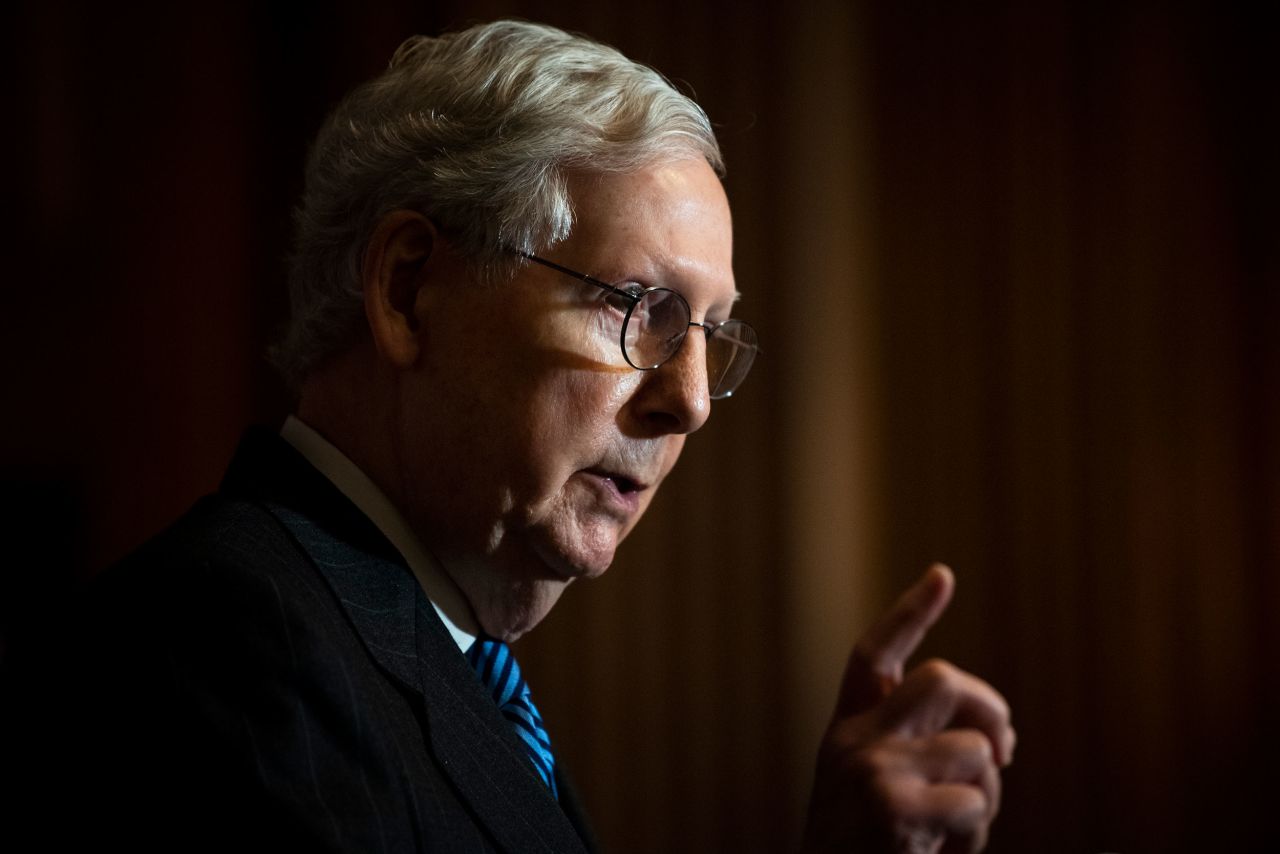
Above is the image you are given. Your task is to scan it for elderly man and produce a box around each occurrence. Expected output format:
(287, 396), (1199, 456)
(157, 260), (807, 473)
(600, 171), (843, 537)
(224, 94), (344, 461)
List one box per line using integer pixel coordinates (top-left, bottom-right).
(25, 20), (1012, 853)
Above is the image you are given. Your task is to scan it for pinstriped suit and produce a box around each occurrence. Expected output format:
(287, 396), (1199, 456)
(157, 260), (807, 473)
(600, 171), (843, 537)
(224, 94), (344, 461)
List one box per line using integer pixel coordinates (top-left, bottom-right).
(50, 429), (596, 853)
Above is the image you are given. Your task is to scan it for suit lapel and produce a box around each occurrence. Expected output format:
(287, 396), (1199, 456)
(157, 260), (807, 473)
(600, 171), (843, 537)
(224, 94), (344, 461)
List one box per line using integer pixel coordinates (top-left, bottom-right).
(228, 430), (590, 854)
(265, 501), (422, 693)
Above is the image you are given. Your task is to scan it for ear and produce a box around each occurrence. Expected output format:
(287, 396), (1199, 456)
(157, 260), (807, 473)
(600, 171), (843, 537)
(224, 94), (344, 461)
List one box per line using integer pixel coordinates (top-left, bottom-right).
(362, 210), (438, 370)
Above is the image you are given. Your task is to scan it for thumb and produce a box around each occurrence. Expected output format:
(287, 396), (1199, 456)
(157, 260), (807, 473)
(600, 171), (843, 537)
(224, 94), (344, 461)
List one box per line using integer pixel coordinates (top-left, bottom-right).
(835, 563), (955, 718)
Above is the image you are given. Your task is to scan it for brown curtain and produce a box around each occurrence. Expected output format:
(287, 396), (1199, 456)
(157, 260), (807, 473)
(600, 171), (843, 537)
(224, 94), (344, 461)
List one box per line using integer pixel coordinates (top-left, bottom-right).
(6, 1), (1275, 851)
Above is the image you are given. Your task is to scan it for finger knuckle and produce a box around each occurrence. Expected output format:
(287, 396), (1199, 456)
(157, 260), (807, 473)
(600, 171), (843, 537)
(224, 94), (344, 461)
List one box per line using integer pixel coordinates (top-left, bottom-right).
(826, 738), (892, 784)
(818, 720), (882, 772)
(944, 728), (993, 762)
(827, 737), (920, 809)
(960, 785), (990, 817)
(918, 658), (959, 691)
(867, 766), (917, 819)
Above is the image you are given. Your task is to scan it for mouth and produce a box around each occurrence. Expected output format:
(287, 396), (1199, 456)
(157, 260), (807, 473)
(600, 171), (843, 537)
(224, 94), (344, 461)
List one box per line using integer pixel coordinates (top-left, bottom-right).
(593, 470), (645, 494)
(580, 466), (649, 512)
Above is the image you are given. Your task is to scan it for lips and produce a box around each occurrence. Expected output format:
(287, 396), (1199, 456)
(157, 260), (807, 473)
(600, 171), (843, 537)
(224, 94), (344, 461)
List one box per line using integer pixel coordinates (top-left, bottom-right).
(580, 466), (649, 513)
(583, 466), (647, 493)
(594, 471), (643, 494)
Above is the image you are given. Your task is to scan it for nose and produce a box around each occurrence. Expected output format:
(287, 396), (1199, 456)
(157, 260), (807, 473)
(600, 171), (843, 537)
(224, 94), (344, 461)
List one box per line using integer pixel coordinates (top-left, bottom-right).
(629, 329), (711, 436)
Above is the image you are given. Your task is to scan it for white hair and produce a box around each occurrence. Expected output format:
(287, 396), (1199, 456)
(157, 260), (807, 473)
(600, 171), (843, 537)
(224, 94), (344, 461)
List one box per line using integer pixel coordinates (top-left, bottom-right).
(273, 19), (724, 386)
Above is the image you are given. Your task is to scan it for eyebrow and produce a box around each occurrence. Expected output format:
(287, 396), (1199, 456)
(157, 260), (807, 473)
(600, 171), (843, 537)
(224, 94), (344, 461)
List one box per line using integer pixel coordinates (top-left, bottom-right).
(635, 260), (742, 307)
(516, 248), (741, 311)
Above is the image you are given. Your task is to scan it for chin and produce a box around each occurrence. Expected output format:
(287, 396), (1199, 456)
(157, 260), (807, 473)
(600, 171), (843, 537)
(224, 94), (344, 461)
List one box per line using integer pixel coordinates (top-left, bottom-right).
(476, 573), (574, 643)
(529, 523), (622, 582)
(469, 524), (621, 640)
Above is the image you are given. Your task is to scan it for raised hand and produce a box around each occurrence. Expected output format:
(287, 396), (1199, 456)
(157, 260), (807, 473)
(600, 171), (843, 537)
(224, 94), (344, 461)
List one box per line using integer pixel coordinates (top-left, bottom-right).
(801, 565), (1015, 853)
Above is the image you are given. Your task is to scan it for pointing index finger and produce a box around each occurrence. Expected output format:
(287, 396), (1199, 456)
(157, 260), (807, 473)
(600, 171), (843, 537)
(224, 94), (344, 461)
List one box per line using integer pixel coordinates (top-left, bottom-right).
(836, 563), (955, 717)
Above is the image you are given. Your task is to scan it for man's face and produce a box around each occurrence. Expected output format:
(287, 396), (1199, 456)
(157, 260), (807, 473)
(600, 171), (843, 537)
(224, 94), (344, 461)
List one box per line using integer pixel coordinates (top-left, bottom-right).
(395, 158), (735, 639)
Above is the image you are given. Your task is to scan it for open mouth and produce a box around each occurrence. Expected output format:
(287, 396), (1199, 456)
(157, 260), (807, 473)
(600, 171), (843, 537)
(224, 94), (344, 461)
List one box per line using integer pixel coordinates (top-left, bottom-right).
(584, 467), (646, 497)
(607, 475), (641, 495)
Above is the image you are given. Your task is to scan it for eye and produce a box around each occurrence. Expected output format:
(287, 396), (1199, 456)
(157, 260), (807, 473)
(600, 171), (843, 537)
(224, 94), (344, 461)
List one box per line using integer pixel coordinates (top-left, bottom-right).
(588, 285), (634, 318)
(589, 286), (636, 341)
(602, 283), (642, 314)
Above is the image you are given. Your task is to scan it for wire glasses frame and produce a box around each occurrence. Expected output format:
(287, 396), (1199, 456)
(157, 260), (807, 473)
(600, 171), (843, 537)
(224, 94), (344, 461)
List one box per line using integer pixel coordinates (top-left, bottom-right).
(514, 251), (759, 399)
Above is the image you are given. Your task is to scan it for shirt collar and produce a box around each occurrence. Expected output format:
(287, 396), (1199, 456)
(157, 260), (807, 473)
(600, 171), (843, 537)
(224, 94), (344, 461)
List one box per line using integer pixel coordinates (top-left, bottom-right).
(280, 414), (477, 652)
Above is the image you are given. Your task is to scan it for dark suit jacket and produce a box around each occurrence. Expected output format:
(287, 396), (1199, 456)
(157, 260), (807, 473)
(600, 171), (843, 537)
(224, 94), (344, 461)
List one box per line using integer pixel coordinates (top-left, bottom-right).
(9, 429), (595, 853)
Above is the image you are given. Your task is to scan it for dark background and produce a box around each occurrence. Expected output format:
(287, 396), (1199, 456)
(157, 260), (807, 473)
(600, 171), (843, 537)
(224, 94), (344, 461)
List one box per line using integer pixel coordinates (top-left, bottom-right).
(5, 1), (1276, 851)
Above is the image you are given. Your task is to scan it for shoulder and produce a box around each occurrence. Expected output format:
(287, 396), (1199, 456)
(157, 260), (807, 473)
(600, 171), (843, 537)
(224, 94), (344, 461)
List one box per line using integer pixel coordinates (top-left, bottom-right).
(103, 493), (304, 591)
(88, 494), (337, 638)
(58, 496), (433, 850)
(82, 492), (369, 692)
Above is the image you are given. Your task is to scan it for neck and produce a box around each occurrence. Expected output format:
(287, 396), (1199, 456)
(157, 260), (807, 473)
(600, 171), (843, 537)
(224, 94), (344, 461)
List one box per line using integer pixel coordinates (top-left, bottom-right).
(296, 344), (407, 511)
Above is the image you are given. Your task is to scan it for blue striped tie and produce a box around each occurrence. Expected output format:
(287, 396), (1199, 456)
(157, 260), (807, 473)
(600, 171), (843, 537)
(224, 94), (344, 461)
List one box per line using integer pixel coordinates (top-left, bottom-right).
(466, 637), (559, 798)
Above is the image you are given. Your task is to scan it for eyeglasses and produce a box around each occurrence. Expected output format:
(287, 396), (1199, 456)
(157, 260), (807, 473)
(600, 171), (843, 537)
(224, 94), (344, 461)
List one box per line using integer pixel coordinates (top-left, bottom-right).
(514, 251), (759, 399)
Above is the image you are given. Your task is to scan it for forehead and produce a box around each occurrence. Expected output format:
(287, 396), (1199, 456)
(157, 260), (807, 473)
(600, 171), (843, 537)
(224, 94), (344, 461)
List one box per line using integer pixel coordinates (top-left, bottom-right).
(561, 159), (737, 309)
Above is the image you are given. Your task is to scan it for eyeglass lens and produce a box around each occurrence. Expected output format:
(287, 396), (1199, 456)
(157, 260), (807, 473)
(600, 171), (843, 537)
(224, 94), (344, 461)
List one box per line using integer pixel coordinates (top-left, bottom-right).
(623, 289), (687, 369)
(706, 320), (758, 399)
(624, 289), (758, 399)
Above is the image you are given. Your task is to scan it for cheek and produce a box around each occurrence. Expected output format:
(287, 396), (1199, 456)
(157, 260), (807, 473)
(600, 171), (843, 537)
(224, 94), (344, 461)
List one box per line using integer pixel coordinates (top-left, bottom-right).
(522, 374), (638, 489)
(530, 294), (633, 371)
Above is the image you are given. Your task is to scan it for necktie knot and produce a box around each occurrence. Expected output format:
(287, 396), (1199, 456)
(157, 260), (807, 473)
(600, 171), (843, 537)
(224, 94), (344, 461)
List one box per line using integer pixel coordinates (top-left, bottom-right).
(466, 637), (558, 798)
